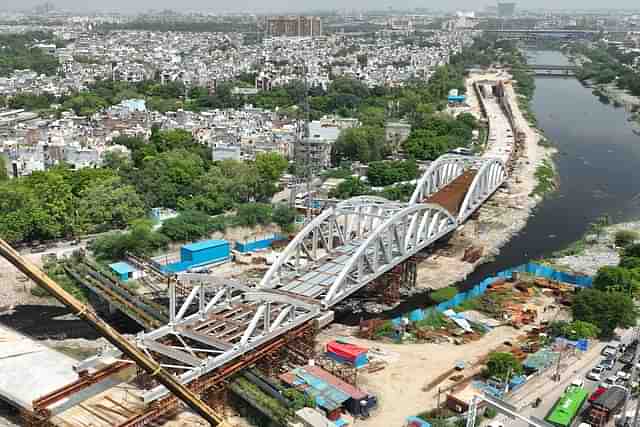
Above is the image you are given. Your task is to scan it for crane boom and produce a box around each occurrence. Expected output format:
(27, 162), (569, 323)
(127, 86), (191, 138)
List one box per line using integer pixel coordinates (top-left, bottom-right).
(0, 239), (224, 426)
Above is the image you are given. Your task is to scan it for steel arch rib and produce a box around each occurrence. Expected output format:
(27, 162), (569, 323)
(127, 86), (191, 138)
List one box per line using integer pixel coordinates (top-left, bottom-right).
(458, 158), (507, 223)
(409, 155), (469, 204)
(321, 203), (456, 308)
(259, 208), (334, 289)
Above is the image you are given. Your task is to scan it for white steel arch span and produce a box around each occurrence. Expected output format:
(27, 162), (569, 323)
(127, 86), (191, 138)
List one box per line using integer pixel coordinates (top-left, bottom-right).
(410, 155), (473, 204)
(321, 203), (457, 308)
(457, 158), (507, 223)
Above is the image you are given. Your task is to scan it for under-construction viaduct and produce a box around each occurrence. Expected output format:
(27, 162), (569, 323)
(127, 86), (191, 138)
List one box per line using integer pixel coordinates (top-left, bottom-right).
(0, 81), (518, 427)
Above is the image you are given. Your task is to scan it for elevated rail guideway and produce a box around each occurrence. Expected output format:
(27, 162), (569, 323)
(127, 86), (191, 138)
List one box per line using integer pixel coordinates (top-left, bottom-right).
(133, 154), (508, 404)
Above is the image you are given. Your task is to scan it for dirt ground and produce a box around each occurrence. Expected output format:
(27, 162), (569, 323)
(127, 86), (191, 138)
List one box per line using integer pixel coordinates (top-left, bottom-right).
(322, 325), (521, 427)
(317, 291), (565, 427)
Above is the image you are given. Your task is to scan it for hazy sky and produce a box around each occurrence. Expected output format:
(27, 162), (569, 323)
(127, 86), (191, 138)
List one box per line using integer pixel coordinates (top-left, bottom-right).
(5, 0), (640, 12)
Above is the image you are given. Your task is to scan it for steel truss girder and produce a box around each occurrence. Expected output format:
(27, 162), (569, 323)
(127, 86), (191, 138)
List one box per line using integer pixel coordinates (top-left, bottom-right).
(138, 285), (320, 403)
(410, 155), (478, 204)
(259, 196), (401, 290)
(321, 203), (457, 308)
(457, 158), (507, 223)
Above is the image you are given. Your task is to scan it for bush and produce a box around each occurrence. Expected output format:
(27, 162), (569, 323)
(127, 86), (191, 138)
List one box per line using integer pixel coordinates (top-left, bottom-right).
(484, 352), (523, 381)
(484, 407), (497, 419)
(615, 230), (639, 247)
(272, 204), (296, 232)
(234, 203), (273, 227)
(430, 286), (458, 303)
(160, 210), (226, 241)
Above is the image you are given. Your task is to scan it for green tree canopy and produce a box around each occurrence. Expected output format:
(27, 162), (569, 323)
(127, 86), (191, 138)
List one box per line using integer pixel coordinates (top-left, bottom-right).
(572, 289), (637, 338)
(593, 266), (638, 294)
(333, 126), (385, 164)
(484, 352), (523, 381)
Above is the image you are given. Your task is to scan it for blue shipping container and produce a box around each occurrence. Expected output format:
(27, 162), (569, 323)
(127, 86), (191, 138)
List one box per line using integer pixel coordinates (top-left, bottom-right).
(180, 239), (230, 264)
(235, 235), (282, 253)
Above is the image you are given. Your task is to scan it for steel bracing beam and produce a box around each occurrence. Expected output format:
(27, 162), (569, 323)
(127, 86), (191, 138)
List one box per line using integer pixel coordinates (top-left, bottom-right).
(0, 239), (226, 426)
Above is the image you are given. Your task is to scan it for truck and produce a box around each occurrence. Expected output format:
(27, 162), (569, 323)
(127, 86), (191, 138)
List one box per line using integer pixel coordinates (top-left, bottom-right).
(546, 385), (589, 427)
(587, 385), (628, 426)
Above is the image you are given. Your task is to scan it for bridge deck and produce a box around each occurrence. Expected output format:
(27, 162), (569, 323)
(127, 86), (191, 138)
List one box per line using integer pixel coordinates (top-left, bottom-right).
(278, 241), (362, 298)
(424, 170), (477, 216)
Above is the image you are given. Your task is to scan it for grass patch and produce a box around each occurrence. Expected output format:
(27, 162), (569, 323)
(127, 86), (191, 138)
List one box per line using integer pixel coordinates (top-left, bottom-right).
(374, 320), (395, 338)
(430, 286), (458, 303)
(538, 137), (554, 148)
(414, 310), (448, 329)
(32, 261), (89, 302)
(531, 158), (556, 197)
(552, 239), (587, 257)
(456, 297), (482, 312)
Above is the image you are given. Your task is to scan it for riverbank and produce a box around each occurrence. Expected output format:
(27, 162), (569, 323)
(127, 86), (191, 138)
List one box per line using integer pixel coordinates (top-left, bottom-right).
(544, 219), (640, 276)
(414, 71), (554, 291)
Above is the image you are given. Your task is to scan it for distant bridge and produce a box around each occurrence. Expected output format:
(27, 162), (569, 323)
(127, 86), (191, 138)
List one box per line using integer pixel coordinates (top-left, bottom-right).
(521, 64), (578, 76)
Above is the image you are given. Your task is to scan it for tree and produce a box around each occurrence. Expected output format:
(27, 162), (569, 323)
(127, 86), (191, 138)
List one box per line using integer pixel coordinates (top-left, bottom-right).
(333, 126), (385, 163)
(0, 157), (8, 181)
(91, 219), (168, 260)
(367, 160), (418, 186)
(549, 320), (600, 340)
(572, 289), (637, 338)
(593, 266), (638, 294)
(620, 256), (640, 270)
(234, 203), (273, 227)
(484, 352), (522, 381)
(625, 243), (640, 258)
(357, 106), (385, 127)
(272, 204), (296, 232)
(329, 177), (370, 199)
(76, 177), (145, 233)
(138, 149), (205, 208)
(160, 211), (226, 241)
(255, 152), (288, 182)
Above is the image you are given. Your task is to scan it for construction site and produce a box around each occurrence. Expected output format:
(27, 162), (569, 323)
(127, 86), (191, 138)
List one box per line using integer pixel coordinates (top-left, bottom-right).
(0, 76), (552, 427)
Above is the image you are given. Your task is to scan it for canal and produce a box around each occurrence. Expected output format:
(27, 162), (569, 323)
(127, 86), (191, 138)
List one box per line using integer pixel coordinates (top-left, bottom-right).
(341, 49), (640, 322)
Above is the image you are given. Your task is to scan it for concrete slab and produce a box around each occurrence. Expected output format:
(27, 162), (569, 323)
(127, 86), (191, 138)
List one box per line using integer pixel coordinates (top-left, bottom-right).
(0, 324), (78, 410)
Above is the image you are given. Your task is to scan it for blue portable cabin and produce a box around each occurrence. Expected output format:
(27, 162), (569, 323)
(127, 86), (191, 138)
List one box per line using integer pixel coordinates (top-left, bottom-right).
(180, 239), (230, 265)
(109, 261), (137, 282)
(447, 95), (466, 103)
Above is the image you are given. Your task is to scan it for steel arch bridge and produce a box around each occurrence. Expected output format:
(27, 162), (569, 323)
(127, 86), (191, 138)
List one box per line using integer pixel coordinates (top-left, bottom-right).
(129, 154), (507, 404)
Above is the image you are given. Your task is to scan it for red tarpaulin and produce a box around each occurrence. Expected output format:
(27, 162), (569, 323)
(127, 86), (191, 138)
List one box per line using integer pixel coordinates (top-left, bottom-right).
(326, 341), (367, 361)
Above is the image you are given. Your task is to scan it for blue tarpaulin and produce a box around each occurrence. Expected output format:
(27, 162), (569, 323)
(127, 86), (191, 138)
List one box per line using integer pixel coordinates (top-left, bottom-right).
(392, 262), (592, 327)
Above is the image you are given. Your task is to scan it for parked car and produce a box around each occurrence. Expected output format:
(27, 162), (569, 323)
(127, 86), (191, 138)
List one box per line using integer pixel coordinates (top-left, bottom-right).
(601, 376), (617, 388)
(587, 366), (605, 381)
(571, 377), (585, 388)
(617, 370), (631, 381)
(600, 358), (615, 370)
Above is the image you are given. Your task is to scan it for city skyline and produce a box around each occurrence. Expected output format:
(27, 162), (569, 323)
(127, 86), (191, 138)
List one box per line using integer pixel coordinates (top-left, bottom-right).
(4, 0), (640, 13)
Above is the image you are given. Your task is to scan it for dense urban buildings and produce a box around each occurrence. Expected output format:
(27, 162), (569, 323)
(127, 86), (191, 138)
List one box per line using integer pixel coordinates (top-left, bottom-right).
(265, 15), (323, 37)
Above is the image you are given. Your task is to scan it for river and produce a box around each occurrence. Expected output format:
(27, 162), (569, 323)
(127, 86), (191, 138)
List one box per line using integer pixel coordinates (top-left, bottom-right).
(339, 50), (640, 323)
(467, 50), (640, 277)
